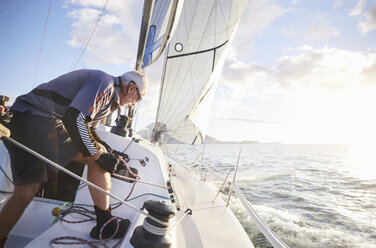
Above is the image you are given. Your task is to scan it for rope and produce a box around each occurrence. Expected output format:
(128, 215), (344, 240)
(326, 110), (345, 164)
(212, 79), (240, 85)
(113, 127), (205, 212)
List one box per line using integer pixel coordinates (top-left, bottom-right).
(121, 138), (135, 153)
(2, 136), (169, 227)
(168, 208), (192, 231)
(143, 218), (169, 236)
(33, 0), (53, 88)
(0, 165), (13, 185)
(69, 0), (110, 71)
(73, 194), (170, 209)
(50, 160), (140, 247)
(49, 205), (123, 248)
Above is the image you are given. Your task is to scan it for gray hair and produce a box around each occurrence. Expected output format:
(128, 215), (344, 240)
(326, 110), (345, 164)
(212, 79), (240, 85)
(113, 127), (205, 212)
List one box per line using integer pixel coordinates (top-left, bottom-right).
(121, 71), (149, 95)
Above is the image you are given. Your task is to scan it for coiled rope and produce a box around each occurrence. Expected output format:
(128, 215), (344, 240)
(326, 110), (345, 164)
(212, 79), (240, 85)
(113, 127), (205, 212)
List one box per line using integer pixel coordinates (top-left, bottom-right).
(50, 163), (140, 247)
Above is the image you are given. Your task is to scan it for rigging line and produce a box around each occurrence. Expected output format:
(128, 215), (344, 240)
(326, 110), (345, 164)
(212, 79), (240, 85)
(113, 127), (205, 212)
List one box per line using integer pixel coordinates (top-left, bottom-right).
(2, 136), (169, 227)
(69, 0), (110, 71)
(0, 166), (13, 185)
(33, 0), (53, 89)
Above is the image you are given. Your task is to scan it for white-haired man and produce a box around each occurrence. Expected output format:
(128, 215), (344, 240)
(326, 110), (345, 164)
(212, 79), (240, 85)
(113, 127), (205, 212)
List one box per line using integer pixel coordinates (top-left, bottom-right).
(0, 69), (149, 246)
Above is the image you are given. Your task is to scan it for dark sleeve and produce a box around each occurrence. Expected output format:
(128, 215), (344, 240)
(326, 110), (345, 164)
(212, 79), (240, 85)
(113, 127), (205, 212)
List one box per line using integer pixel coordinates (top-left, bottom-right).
(89, 127), (112, 150)
(62, 107), (99, 157)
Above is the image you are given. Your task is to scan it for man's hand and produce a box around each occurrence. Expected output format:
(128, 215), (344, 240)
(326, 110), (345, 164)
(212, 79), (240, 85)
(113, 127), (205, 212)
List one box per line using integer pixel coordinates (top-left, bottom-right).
(111, 150), (129, 162)
(87, 143), (107, 161)
(95, 153), (126, 174)
(0, 105), (10, 139)
(0, 124), (10, 139)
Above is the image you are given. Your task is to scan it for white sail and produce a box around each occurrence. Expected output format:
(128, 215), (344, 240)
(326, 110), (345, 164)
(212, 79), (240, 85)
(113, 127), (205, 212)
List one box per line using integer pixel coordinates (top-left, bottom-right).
(141, 0), (183, 69)
(153, 0), (247, 144)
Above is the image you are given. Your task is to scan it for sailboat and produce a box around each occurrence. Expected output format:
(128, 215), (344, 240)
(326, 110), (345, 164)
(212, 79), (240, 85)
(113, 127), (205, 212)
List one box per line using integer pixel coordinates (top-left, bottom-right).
(0, 0), (288, 247)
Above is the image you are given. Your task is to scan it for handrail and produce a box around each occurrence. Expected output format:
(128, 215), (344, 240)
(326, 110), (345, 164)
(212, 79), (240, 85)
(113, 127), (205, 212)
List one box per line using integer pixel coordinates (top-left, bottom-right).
(167, 148), (289, 248)
(171, 149), (289, 248)
(232, 183), (289, 248)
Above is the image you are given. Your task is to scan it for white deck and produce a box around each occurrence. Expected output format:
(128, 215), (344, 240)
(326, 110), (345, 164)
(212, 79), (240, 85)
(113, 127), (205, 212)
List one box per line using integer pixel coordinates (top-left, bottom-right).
(168, 156), (254, 248)
(0, 129), (253, 247)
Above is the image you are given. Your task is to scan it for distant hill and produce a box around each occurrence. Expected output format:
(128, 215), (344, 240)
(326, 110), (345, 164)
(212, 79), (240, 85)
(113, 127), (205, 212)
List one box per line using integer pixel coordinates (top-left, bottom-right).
(204, 135), (260, 144)
(137, 123), (264, 144)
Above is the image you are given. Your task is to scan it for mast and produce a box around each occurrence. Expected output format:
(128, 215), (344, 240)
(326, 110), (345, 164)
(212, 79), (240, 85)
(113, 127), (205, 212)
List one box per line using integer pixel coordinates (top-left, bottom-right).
(127, 0), (155, 128)
(127, 0), (182, 131)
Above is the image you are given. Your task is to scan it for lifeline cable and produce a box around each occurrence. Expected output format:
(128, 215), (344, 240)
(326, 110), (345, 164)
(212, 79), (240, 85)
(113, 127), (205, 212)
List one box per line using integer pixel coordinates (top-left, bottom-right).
(0, 165), (13, 184)
(1, 136), (168, 227)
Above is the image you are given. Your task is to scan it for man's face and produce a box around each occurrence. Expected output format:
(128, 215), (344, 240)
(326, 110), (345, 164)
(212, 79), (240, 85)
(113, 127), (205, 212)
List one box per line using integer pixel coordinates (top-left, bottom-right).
(119, 82), (143, 107)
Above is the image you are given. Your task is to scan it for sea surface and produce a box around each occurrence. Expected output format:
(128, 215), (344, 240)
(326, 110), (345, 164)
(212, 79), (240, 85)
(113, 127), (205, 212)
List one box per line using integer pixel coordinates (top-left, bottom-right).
(165, 143), (376, 248)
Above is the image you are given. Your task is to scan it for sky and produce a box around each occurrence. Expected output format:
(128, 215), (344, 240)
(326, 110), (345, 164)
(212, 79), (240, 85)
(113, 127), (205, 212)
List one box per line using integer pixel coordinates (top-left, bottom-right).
(1, 0), (376, 145)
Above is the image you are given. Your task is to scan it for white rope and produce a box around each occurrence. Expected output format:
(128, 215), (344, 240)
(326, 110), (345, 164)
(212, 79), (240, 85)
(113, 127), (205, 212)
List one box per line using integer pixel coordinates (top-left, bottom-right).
(142, 209), (192, 236)
(167, 209), (191, 231)
(143, 219), (169, 236)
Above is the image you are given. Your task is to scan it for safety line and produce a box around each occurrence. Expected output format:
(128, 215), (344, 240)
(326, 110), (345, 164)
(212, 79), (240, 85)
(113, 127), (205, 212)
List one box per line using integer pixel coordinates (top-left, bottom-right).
(1, 136), (168, 227)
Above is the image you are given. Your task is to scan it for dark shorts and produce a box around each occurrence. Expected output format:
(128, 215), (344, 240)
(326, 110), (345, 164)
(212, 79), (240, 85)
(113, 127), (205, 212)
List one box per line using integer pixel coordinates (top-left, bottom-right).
(3, 110), (79, 185)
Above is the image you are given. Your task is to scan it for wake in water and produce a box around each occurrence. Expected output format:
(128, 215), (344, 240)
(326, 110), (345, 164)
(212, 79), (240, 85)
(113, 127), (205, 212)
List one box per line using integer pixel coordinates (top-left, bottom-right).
(167, 144), (376, 248)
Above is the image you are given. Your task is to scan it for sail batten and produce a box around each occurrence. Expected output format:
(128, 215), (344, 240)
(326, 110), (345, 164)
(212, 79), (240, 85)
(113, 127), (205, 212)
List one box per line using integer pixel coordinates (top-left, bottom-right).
(152, 0), (247, 144)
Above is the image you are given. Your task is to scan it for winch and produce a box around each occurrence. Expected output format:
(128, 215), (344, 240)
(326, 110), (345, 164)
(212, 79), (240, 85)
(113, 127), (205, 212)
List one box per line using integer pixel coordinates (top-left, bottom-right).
(110, 115), (132, 137)
(130, 199), (176, 248)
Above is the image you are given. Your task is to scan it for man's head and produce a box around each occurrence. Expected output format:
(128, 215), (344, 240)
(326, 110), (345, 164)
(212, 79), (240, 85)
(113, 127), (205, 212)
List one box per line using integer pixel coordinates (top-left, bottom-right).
(119, 71), (149, 107)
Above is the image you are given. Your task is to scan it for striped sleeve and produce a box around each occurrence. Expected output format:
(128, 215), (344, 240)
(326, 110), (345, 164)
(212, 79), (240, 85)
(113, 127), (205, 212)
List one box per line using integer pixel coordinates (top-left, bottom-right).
(77, 112), (98, 155)
(63, 107), (99, 157)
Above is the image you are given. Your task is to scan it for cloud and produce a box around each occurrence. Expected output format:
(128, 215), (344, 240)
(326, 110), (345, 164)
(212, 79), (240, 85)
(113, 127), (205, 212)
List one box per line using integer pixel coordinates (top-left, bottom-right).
(280, 13), (340, 42)
(333, 0), (347, 9)
(348, 0), (376, 34)
(231, 0), (286, 59)
(216, 46), (376, 143)
(350, 0), (367, 17)
(276, 47), (376, 89)
(303, 22), (340, 41)
(221, 46), (376, 99)
(359, 4), (376, 33)
(285, 45), (314, 52)
(362, 60), (376, 85)
(66, 0), (141, 67)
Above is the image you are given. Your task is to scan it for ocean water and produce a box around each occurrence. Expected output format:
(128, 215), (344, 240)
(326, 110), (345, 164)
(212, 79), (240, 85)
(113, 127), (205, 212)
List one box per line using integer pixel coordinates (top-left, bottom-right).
(165, 144), (376, 248)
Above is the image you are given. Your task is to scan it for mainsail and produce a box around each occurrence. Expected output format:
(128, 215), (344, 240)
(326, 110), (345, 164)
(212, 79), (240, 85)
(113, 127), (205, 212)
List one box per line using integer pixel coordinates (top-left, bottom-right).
(152, 0), (247, 144)
(131, 0), (183, 126)
(137, 0), (183, 70)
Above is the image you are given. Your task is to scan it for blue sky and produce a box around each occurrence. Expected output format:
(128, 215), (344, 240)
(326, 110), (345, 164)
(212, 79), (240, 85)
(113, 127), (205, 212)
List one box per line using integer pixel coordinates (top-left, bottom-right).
(1, 0), (376, 144)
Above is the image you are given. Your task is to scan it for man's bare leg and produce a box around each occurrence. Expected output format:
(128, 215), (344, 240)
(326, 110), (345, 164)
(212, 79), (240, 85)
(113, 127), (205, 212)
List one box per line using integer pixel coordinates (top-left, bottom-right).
(0, 183), (40, 243)
(73, 153), (111, 210)
(86, 160), (111, 210)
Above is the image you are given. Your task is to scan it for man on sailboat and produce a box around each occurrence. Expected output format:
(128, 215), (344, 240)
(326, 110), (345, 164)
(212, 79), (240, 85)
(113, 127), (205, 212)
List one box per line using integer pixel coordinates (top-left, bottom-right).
(0, 69), (149, 245)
